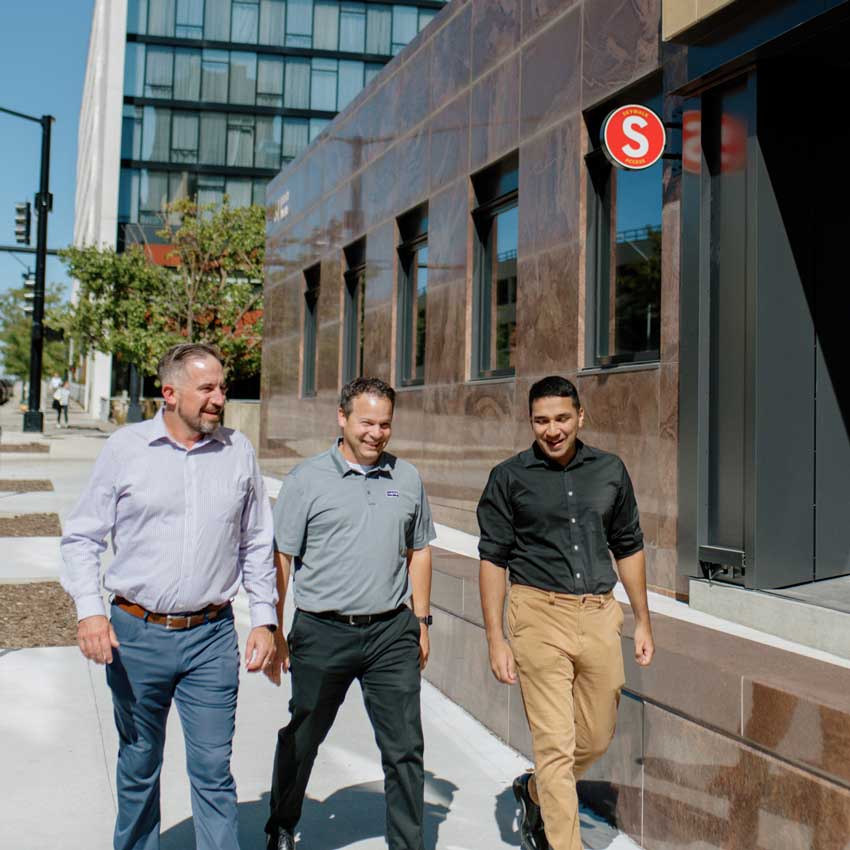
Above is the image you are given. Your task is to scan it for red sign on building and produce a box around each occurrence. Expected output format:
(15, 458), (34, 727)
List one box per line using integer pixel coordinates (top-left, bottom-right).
(601, 104), (666, 170)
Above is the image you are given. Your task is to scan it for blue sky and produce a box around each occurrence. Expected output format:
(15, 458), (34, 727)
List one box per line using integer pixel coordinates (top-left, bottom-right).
(0, 1), (94, 299)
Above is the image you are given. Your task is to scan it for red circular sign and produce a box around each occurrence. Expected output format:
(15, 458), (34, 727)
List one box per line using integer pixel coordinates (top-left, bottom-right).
(601, 104), (666, 170)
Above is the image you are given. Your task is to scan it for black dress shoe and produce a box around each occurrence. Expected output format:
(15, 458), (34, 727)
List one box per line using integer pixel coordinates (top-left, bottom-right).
(513, 773), (548, 850)
(266, 827), (295, 850)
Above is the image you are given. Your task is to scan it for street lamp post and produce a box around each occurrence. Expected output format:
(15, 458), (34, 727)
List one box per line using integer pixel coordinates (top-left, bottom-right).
(1, 106), (54, 433)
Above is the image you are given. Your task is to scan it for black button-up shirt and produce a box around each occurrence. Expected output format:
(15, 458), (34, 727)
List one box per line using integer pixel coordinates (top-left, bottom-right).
(476, 440), (643, 595)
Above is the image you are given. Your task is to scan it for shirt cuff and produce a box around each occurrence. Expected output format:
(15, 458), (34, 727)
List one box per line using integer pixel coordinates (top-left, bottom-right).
(75, 593), (107, 622)
(611, 541), (645, 560)
(249, 602), (278, 629)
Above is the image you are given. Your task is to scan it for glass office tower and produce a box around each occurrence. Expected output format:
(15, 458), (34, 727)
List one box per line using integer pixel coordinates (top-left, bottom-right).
(118, 0), (445, 246)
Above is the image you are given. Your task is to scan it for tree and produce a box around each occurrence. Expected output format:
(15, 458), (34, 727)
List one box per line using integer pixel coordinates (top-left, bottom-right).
(61, 199), (265, 383)
(0, 284), (68, 381)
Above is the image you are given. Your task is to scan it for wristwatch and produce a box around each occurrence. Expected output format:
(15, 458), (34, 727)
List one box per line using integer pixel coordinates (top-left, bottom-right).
(417, 615), (433, 627)
(264, 623), (278, 633)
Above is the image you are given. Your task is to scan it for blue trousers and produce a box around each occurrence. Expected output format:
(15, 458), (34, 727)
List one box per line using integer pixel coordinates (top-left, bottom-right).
(106, 603), (240, 850)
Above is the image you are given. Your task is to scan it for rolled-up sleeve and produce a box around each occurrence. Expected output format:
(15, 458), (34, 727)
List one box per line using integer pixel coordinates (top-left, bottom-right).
(408, 477), (437, 550)
(60, 440), (118, 621)
(476, 466), (515, 568)
(607, 463), (644, 560)
(272, 473), (309, 557)
(238, 447), (277, 628)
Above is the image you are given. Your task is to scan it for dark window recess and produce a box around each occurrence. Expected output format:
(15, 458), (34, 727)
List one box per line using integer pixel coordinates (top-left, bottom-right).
(302, 263), (320, 397)
(472, 153), (518, 379)
(397, 204), (429, 386)
(585, 84), (662, 367)
(343, 238), (366, 383)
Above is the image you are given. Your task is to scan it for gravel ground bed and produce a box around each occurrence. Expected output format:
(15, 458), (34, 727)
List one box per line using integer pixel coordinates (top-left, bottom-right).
(0, 582), (78, 648)
(0, 479), (54, 493)
(0, 513), (63, 536)
(0, 443), (49, 453)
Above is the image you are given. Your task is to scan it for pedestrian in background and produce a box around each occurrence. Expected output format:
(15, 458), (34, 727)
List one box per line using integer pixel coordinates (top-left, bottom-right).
(56, 380), (71, 427)
(61, 342), (278, 850)
(477, 375), (655, 850)
(264, 377), (435, 850)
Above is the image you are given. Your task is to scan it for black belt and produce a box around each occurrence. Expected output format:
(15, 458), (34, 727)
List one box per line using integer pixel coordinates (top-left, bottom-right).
(306, 605), (405, 626)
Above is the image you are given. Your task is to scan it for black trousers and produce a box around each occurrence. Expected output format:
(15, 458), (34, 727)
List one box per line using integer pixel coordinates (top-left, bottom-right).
(267, 606), (424, 850)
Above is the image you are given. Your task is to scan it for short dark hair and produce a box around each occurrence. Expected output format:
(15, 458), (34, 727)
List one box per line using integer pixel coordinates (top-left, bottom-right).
(528, 375), (581, 415)
(157, 342), (224, 386)
(339, 377), (396, 416)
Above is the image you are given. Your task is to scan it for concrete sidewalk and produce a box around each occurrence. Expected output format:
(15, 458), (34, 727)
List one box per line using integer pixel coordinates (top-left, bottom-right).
(1, 404), (636, 850)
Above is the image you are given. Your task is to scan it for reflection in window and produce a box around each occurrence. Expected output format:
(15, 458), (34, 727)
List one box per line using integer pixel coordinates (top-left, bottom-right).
(139, 170), (169, 223)
(472, 154), (518, 378)
(229, 51), (257, 104)
(588, 91), (662, 365)
(141, 106), (171, 162)
(397, 204), (429, 385)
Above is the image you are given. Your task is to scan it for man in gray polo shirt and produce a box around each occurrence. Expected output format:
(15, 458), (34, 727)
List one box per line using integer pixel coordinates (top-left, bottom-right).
(264, 377), (435, 850)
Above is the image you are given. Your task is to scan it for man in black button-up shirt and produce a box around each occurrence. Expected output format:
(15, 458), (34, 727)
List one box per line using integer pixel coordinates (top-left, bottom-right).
(477, 376), (654, 850)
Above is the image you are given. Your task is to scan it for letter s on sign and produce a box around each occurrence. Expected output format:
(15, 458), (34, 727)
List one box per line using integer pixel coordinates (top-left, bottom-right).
(621, 116), (650, 159)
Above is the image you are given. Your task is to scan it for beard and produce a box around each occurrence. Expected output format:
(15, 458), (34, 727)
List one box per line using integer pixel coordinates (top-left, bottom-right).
(176, 402), (223, 436)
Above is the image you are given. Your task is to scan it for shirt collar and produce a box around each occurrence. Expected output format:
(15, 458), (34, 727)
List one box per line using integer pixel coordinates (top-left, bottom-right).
(520, 439), (596, 470)
(330, 439), (393, 476)
(147, 406), (227, 448)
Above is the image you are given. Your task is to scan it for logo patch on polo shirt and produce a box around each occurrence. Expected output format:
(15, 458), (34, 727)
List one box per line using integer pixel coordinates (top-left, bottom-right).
(386, 489), (400, 497)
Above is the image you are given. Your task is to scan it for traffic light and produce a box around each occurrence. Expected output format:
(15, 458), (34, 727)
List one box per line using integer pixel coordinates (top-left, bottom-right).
(15, 201), (31, 245)
(22, 271), (35, 315)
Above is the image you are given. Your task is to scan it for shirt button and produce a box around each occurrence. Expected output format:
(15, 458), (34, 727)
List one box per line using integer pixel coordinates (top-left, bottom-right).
(573, 544), (579, 551)
(568, 491), (573, 497)
(571, 518), (576, 524)
(576, 572), (581, 578)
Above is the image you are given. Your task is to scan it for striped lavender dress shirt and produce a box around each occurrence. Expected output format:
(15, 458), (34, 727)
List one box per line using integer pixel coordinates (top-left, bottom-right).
(61, 409), (277, 628)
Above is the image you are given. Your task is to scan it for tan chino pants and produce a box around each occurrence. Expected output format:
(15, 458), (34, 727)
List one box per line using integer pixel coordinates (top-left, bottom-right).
(508, 584), (626, 850)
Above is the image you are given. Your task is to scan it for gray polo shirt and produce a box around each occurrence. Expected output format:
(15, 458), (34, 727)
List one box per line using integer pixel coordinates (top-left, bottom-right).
(273, 441), (437, 615)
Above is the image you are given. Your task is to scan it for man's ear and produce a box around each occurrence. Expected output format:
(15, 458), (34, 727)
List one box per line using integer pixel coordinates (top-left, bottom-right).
(337, 407), (347, 429)
(162, 384), (177, 406)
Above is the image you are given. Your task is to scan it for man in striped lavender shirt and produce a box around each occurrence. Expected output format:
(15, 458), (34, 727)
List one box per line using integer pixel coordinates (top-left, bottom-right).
(61, 342), (278, 850)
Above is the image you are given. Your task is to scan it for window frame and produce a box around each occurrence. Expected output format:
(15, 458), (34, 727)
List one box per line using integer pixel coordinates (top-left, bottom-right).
(397, 204), (429, 387)
(342, 238), (367, 384)
(302, 264), (321, 397)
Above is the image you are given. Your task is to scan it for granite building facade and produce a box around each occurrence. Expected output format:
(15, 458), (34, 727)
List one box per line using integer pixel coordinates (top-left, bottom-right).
(261, 0), (850, 844)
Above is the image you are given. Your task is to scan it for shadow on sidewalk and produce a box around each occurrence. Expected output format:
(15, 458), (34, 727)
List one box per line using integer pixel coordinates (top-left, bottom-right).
(161, 771), (458, 850)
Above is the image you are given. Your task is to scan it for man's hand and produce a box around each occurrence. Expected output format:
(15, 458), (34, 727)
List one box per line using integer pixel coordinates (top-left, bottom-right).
(245, 626), (276, 672)
(633, 620), (655, 667)
(488, 636), (517, 684)
(418, 624), (430, 671)
(78, 615), (120, 665)
(263, 632), (291, 685)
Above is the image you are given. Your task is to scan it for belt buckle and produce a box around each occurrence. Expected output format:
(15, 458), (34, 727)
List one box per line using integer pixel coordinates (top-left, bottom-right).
(165, 614), (181, 630)
(347, 615), (356, 625)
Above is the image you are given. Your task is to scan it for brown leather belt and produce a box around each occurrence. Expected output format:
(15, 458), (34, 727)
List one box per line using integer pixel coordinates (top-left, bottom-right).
(113, 596), (230, 630)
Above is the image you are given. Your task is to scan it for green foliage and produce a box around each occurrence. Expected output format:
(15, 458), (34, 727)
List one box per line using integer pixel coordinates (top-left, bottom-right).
(60, 198), (265, 381)
(0, 284), (69, 381)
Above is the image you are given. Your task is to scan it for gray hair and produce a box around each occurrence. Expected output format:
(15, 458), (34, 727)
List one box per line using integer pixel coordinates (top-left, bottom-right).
(338, 377), (395, 416)
(157, 343), (224, 386)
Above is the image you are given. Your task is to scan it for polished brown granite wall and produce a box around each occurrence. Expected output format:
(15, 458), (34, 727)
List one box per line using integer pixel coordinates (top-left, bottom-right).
(261, 0), (681, 594)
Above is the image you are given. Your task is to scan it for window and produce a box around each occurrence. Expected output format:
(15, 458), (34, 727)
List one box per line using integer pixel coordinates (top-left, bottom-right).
(313, 1), (339, 50)
(283, 118), (309, 161)
(257, 56), (284, 106)
(145, 47), (174, 98)
(172, 112), (199, 163)
(340, 2), (366, 52)
(176, 0), (204, 37)
(397, 204), (428, 386)
(227, 115), (255, 166)
(148, 0), (176, 36)
(202, 49), (229, 102)
(418, 9), (436, 31)
(229, 51), (257, 104)
(337, 60), (364, 110)
(391, 5), (417, 54)
(284, 58), (311, 109)
(198, 173), (225, 207)
(119, 168), (141, 222)
(205, 0), (231, 40)
(343, 238), (367, 382)
(232, 0), (259, 42)
(309, 117), (329, 142)
(141, 106), (171, 161)
(365, 62), (383, 86)
(255, 115), (282, 168)
(252, 178), (267, 206)
(226, 177), (253, 207)
(302, 264), (320, 396)
(200, 112), (227, 164)
(366, 5), (391, 54)
(259, 0), (285, 45)
(472, 153), (518, 379)
(125, 44), (145, 97)
(311, 58), (338, 111)
(127, 0), (148, 34)
(174, 48), (202, 100)
(286, 0), (313, 47)
(139, 170), (169, 223)
(586, 89), (662, 366)
(122, 106), (143, 161)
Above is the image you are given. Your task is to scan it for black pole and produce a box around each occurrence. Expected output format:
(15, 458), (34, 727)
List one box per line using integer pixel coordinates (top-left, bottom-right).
(22, 115), (53, 433)
(127, 363), (143, 423)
